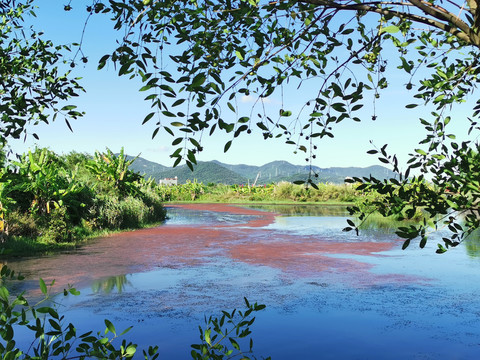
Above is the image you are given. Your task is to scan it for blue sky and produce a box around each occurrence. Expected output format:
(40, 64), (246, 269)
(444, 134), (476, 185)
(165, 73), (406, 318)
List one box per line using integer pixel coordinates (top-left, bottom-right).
(8, 2), (475, 169)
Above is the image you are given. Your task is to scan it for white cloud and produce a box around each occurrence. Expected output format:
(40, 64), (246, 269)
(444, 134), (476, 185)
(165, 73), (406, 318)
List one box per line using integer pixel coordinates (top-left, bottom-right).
(241, 95), (272, 104)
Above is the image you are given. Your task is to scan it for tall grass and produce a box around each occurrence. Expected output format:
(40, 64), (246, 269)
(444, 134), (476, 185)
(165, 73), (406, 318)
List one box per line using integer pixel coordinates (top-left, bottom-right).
(159, 182), (360, 203)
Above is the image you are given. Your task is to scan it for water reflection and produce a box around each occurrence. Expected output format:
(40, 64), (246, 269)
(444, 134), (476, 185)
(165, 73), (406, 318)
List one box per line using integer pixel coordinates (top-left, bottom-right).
(6, 203), (480, 359)
(244, 204), (403, 240)
(165, 206), (258, 226)
(240, 204), (349, 217)
(463, 230), (480, 258)
(91, 275), (131, 294)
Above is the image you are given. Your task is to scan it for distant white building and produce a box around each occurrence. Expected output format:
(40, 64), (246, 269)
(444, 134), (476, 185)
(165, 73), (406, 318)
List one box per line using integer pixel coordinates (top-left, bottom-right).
(159, 176), (178, 186)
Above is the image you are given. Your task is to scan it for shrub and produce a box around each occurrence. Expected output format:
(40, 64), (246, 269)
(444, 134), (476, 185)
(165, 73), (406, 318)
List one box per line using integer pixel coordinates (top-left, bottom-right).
(5, 210), (39, 238)
(119, 196), (147, 229)
(274, 181), (294, 200)
(38, 207), (70, 243)
(96, 195), (165, 230)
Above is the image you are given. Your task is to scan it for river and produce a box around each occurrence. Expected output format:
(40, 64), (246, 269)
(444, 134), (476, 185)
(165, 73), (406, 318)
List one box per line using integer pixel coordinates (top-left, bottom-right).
(4, 204), (480, 359)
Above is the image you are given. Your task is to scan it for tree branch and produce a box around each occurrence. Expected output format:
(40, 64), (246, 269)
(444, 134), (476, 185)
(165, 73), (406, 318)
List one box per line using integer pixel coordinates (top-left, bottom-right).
(408, 0), (470, 34)
(298, 0), (479, 46)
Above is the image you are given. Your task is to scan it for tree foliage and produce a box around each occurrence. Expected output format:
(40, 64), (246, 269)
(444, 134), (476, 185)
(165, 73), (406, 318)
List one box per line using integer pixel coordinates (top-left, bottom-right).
(0, 0), (84, 144)
(3, 0), (480, 250)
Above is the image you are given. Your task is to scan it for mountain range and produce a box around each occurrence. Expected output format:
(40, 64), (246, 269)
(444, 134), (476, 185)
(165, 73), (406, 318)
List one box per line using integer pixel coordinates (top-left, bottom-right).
(127, 156), (396, 185)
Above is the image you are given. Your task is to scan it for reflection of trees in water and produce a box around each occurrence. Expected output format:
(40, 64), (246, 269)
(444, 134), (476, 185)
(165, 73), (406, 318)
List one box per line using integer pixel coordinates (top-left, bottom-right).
(91, 275), (130, 294)
(244, 204), (349, 217)
(464, 230), (480, 258)
(358, 214), (421, 233)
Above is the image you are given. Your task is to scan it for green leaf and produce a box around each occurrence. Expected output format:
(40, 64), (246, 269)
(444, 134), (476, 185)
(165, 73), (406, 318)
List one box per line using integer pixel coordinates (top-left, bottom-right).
(125, 345), (137, 356)
(172, 99), (186, 107)
(104, 319), (116, 336)
(235, 50), (244, 60)
(191, 73), (206, 88)
(69, 287), (80, 296)
(142, 112), (155, 125)
(119, 326), (133, 336)
(380, 25), (400, 34)
(162, 111), (176, 117)
(331, 103), (346, 112)
(172, 137), (183, 146)
(39, 278), (47, 295)
(61, 105), (77, 111)
(205, 329), (212, 345)
(36, 307), (51, 314)
(0, 286), (9, 301)
(139, 84), (152, 92)
(229, 337), (240, 350)
(97, 55), (110, 70)
(420, 236), (427, 249)
(224, 140), (232, 153)
(436, 244), (447, 254)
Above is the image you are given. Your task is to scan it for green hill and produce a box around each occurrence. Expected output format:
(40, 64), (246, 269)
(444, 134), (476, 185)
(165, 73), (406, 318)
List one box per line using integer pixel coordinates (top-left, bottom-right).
(153, 161), (247, 185)
(127, 156), (396, 185)
(124, 155), (168, 179)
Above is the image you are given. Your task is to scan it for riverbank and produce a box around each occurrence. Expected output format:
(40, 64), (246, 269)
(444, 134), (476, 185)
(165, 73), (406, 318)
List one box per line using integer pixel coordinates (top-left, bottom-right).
(0, 201), (350, 258)
(0, 219), (167, 258)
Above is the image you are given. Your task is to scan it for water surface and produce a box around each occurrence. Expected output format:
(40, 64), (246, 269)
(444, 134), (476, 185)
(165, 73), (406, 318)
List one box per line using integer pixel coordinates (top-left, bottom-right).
(4, 204), (480, 359)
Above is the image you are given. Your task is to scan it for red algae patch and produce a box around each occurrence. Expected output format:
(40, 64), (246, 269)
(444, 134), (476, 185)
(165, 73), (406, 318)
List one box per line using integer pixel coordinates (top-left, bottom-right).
(5, 204), (422, 293)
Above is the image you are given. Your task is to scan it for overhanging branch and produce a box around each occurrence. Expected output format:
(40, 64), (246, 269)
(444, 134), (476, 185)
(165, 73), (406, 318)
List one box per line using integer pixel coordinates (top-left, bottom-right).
(298, 0), (479, 46)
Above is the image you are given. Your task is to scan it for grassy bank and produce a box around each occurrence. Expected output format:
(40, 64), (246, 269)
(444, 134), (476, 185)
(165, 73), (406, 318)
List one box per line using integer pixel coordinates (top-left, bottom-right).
(158, 181), (361, 203)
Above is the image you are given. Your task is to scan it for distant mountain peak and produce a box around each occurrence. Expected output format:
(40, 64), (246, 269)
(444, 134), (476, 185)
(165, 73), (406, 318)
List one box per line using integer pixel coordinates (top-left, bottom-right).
(128, 156), (395, 185)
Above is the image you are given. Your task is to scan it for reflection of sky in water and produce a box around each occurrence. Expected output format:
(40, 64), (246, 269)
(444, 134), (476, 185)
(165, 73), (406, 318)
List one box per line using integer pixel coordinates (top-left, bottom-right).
(265, 215), (347, 235)
(164, 206), (257, 226)
(264, 215), (396, 243)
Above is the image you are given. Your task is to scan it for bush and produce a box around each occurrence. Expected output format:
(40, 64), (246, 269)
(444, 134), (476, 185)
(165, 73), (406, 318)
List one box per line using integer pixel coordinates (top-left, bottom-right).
(273, 181), (294, 200)
(5, 210), (39, 238)
(96, 195), (165, 230)
(119, 196), (147, 228)
(140, 186), (167, 223)
(38, 207), (70, 243)
(63, 185), (96, 226)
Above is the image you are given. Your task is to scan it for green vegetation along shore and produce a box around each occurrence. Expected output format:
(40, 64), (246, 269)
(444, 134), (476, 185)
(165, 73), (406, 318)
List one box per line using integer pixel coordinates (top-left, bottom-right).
(0, 147), (166, 256)
(156, 180), (360, 204)
(0, 147), (408, 257)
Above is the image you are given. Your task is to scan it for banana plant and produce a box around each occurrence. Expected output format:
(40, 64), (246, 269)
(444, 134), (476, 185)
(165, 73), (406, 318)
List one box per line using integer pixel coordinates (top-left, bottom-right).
(86, 147), (142, 198)
(9, 148), (81, 215)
